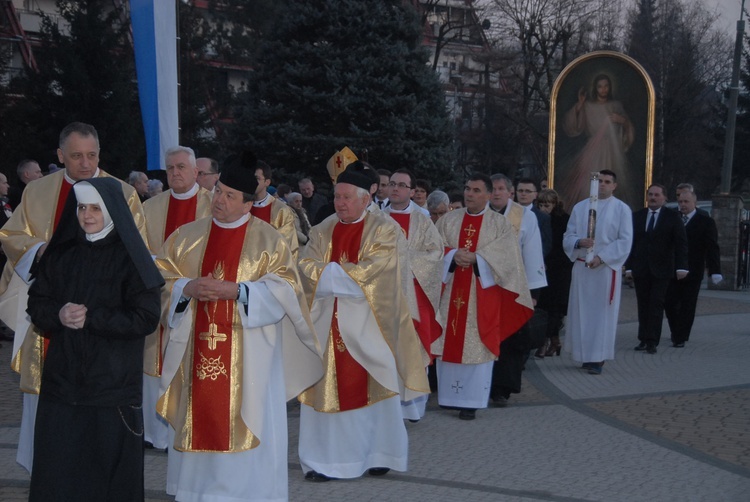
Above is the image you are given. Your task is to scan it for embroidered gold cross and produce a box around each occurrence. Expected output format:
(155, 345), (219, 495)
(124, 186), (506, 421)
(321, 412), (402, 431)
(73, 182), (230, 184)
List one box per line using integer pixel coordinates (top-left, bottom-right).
(453, 295), (466, 312)
(463, 224), (476, 238)
(199, 322), (227, 350)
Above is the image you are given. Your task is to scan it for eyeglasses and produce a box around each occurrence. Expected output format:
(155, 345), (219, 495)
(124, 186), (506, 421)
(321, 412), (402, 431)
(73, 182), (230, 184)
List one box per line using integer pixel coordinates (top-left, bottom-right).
(516, 189), (537, 194)
(388, 182), (412, 189)
(197, 171), (218, 177)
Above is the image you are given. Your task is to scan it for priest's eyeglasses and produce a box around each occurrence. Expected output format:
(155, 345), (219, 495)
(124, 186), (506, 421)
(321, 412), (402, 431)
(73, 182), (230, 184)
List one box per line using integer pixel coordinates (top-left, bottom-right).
(388, 182), (412, 189)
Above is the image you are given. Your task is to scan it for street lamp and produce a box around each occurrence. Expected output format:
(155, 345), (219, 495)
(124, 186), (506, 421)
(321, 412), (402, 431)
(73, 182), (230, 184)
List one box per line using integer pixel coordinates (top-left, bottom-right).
(720, 0), (746, 194)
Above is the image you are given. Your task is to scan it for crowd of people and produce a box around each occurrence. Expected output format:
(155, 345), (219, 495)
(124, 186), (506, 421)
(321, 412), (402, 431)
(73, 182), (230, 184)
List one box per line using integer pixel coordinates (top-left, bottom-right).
(0, 122), (722, 501)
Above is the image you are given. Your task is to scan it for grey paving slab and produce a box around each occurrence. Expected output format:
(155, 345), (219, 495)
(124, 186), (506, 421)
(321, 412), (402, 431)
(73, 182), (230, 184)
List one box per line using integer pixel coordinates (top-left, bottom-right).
(1, 287), (749, 501)
(539, 314), (750, 400)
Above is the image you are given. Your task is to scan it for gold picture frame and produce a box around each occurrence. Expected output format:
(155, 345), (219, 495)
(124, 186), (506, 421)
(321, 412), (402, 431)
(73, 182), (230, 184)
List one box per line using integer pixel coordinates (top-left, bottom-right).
(548, 51), (655, 210)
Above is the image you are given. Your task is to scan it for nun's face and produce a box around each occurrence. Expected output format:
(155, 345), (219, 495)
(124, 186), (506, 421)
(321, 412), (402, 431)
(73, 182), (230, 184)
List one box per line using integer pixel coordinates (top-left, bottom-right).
(77, 203), (105, 234)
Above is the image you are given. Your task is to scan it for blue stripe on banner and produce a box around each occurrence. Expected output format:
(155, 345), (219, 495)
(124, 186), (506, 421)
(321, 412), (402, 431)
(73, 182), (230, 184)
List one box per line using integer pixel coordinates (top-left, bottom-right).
(131, 0), (178, 171)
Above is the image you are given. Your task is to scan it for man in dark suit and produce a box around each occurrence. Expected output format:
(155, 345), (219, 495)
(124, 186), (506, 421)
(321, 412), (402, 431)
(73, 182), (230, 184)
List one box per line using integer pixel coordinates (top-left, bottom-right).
(625, 184), (688, 354)
(664, 190), (722, 347)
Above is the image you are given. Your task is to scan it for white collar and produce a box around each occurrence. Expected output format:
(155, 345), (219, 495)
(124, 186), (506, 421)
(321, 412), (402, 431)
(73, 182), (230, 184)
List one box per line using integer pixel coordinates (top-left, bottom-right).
(340, 210), (367, 224)
(253, 193), (272, 207)
(86, 222), (115, 242)
(466, 203), (489, 216)
(64, 168), (100, 185)
(386, 200), (414, 214)
(213, 213), (250, 229)
(170, 183), (199, 200)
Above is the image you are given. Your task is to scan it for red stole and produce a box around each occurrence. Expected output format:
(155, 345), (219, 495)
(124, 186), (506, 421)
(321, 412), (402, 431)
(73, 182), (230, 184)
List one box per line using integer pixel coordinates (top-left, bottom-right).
(190, 222), (247, 451)
(389, 212), (410, 237)
(443, 213), (482, 362)
(53, 180), (73, 231)
(330, 220), (368, 411)
(389, 211), (440, 359)
(250, 203), (272, 223)
(443, 213), (533, 361)
(164, 195), (198, 239)
(45, 181), (74, 357)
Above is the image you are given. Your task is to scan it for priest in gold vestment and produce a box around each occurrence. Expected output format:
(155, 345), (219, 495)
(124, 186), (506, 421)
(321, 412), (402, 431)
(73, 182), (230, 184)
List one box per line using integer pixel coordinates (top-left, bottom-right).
(0, 122), (145, 473)
(155, 158), (322, 501)
(141, 145), (212, 450)
(297, 163), (429, 482)
(382, 168), (443, 421)
(250, 157), (299, 256)
(433, 173), (533, 421)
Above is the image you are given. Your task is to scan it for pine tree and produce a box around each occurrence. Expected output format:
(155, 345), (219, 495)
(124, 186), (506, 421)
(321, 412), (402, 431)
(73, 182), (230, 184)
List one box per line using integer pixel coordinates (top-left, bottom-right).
(1, 0), (144, 178)
(233, 0), (455, 187)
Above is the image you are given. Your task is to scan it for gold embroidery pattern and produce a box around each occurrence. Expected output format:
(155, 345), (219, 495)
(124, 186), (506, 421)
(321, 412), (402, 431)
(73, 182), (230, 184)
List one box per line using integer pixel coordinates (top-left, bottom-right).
(199, 323), (227, 350)
(451, 295), (465, 337)
(196, 350), (228, 380)
(332, 311), (346, 352)
(212, 261), (225, 281)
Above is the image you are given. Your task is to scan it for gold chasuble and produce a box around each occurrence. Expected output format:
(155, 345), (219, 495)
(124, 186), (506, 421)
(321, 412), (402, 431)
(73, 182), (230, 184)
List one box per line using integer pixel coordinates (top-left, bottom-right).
(156, 216), (322, 453)
(0, 169), (145, 393)
(386, 209), (443, 362)
(433, 208), (533, 365)
(250, 196), (299, 258)
(142, 187), (212, 376)
(298, 212), (429, 413)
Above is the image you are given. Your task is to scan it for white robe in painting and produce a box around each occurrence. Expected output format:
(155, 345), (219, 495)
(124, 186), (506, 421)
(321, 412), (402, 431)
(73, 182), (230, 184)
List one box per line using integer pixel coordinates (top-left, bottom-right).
(563, 196), (633, 362)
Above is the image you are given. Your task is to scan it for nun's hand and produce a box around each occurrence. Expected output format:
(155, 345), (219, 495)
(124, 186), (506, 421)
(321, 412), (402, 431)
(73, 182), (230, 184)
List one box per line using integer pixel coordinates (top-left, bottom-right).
(59, 302), (87, 330)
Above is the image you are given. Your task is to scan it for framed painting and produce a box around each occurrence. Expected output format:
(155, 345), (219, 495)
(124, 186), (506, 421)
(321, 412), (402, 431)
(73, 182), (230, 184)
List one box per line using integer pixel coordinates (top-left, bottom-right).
(548, 51), (655, 210)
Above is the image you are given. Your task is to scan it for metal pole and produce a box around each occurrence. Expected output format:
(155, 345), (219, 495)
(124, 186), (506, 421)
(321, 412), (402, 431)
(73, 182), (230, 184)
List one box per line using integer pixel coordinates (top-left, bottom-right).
(720, 0), (745, 194)
(175, 0), (181, 143)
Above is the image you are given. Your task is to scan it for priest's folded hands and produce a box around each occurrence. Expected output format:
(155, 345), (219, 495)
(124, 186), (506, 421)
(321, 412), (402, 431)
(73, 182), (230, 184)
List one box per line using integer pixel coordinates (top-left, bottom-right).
(183, 274), (238, 302)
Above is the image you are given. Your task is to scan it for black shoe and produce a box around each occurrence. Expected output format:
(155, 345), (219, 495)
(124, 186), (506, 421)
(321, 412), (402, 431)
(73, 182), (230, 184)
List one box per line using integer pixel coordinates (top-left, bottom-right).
(673, 342), (685, 348)
(581, 362), (594, 369)
(305, 470), (334, 482)
(646, 344), (657, 354)
(587, 363), (603, 375)
(458, 409), (476, 420)
(490, 396), (508, 408)
(634, 342), (647, 351)
(368, 467), (390, 476)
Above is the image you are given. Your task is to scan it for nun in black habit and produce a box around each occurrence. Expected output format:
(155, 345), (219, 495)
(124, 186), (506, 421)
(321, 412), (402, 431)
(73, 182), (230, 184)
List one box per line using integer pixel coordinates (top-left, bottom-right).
(26, 177), (164, 502)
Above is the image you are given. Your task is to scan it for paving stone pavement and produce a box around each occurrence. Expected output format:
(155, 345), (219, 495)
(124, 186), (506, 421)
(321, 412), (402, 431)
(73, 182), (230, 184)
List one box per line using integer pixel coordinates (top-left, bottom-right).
(1, 285), (749, 501)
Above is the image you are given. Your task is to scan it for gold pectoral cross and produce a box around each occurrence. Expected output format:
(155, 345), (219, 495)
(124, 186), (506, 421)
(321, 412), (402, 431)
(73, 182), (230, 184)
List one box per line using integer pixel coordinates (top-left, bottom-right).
(199, 322), (227, 350)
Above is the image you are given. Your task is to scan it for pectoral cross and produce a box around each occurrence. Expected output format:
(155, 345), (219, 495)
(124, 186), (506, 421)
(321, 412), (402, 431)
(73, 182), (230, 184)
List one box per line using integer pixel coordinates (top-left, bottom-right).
(199, 322), (227, 350)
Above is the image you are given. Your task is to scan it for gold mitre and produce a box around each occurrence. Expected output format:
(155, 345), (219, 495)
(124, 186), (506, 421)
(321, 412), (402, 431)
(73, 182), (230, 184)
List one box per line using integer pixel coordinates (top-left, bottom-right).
(326, 146), (358, 183)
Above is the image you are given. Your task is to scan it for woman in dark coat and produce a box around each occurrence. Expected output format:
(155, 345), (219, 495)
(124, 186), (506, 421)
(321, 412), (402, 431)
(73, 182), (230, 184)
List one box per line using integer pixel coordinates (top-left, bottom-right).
(27, 178), (164, 501)
(535, 189), (573, 358)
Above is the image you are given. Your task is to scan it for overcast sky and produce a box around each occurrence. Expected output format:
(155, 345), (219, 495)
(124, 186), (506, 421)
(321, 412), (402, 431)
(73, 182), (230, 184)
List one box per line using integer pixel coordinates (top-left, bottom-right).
(712, 0), (745, 34)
